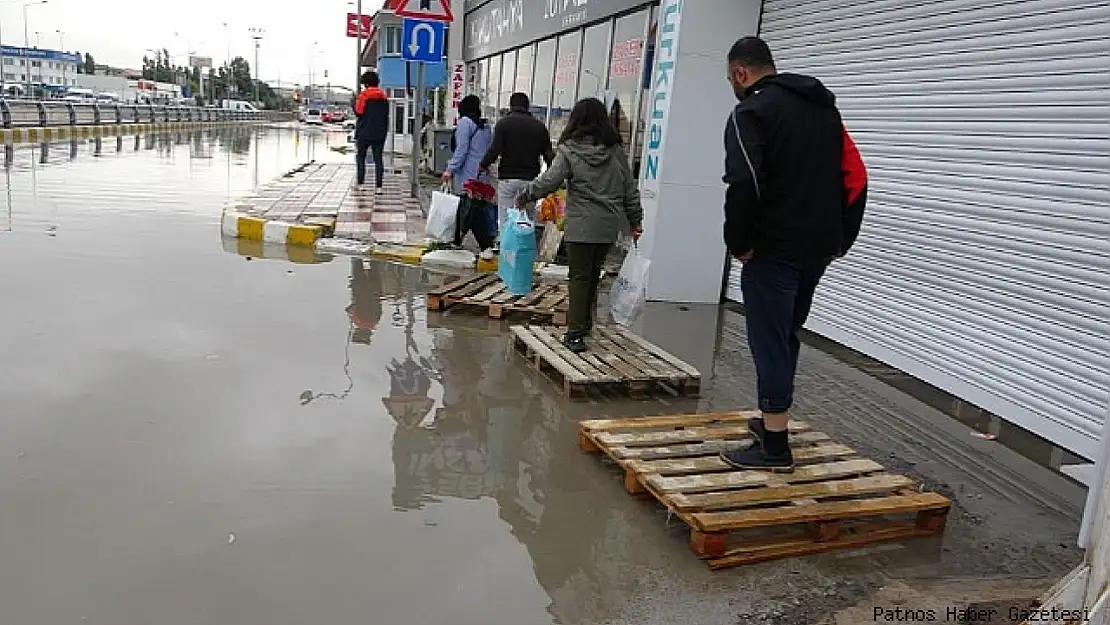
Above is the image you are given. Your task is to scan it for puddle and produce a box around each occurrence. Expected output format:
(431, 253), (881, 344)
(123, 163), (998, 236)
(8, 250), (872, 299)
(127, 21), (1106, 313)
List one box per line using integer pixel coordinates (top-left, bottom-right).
(0, 127), (1087, 625)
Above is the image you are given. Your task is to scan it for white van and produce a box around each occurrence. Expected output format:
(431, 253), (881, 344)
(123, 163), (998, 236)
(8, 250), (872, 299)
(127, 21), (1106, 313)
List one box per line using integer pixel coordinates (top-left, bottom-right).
(302, 108), (322, 125)
(220, 99), (259, 112)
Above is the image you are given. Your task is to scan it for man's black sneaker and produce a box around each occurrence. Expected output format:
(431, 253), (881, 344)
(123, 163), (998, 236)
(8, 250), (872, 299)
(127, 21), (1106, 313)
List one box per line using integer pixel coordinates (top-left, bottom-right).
(564, 334), (587, 354)
(748, 416), (766, 443)
(719, 441), (795, 473)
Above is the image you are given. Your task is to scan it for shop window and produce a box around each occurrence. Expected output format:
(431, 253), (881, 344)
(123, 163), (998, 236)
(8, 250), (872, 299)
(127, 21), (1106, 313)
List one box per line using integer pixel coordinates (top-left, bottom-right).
(634, 5), (659, 177)
(578, 22), (611, 101)
(608, 9), (650, 151)
(499, 50), (516, 117)
(550, 30), (581, 141)
(484, 54), (501, 121)
(532, 39), (556, 126)
(477, 57), (489, 111)
(514, 44), (534, 97)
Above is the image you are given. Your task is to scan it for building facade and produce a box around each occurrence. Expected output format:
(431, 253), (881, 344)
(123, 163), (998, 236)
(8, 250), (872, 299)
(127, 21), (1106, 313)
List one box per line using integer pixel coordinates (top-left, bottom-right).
(458, 0), (1109, 477)
(0, 45), (81, 95)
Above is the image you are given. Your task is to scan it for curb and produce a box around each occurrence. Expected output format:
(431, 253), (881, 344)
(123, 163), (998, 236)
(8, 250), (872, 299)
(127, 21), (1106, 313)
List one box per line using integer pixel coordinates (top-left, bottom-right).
(370, 242), (428, 264)
(221, 209), (325, 248)
(0, 120), (263, 145)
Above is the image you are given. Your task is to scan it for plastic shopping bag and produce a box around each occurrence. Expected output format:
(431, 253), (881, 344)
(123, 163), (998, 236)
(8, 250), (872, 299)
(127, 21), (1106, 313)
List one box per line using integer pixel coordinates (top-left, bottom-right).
(498, 208), (537, 296)
(610, 246), (650, 327)
(425, 185), (460, 243)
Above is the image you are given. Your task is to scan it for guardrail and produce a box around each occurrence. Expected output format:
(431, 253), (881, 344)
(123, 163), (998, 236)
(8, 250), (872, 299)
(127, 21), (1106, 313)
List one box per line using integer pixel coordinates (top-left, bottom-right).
(0, 100), (292, 128)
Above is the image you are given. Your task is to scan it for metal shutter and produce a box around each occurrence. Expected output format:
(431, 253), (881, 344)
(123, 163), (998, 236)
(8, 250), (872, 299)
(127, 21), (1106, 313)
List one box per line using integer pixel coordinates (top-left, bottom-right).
(752, 0), (1110, 459)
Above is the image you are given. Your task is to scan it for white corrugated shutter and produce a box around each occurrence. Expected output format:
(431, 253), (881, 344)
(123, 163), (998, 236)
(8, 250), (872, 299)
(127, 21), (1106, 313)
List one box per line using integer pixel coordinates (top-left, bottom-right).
(747, 0), (1110, 459)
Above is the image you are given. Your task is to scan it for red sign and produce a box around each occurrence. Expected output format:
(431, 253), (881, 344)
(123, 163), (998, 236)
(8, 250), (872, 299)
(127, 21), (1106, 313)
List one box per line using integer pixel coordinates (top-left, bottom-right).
(346, 13), (372, 38)
(394, 0), (454, 22)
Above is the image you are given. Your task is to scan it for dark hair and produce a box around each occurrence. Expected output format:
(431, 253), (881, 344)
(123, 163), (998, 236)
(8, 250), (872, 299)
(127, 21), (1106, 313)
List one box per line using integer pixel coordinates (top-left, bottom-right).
(508, 92), (529, 110)
(727, 36), (776, 71)
(458, 94), (486, 128)
(558, 97), (620, 147)
(361, 70), (380, 87)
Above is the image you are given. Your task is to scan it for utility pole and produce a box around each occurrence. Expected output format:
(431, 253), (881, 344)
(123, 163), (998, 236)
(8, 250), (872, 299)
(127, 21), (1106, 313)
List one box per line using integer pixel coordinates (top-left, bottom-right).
(249, 27), (264, 107)
(355, 0), (363, 91)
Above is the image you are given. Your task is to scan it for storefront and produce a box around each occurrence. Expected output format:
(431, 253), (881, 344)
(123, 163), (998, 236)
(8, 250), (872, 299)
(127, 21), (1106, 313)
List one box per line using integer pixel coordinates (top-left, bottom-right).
(462, 0), (657, 172)
(458, 0), (1108, 473)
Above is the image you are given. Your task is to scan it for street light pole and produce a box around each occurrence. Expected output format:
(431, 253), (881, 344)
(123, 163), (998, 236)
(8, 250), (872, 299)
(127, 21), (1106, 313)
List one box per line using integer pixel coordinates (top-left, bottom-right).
(22, 0), (46, 98)
(249, 27), (263, 107)
(355, 0), (363, 92)
(55, 29), (64, 87)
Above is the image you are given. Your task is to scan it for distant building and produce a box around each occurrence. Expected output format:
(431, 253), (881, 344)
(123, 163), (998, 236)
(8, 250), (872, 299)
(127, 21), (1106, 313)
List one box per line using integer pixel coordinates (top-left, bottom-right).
(1, 45), (81, 95)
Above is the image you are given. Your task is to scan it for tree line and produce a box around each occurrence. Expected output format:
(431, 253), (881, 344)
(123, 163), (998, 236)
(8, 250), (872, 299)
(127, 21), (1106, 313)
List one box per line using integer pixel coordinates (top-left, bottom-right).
(140, 49), (288, 109)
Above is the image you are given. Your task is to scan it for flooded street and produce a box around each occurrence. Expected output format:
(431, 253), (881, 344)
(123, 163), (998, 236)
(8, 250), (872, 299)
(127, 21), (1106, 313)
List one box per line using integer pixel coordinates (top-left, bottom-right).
(0, 127), (1091, 625)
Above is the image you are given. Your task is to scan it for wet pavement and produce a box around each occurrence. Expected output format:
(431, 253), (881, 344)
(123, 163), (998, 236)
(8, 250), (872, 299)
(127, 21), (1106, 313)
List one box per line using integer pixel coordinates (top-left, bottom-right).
(0, 127), (1091, 625)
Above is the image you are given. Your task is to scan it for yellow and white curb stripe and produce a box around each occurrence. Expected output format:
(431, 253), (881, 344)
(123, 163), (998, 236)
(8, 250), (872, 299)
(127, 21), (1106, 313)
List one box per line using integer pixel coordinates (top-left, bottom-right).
(370, 243), (428, 264)
(221, 210), (324, 248)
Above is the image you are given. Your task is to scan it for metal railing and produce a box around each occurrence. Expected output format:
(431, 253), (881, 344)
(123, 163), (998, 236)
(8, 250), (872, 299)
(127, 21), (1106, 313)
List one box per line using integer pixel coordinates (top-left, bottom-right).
(0, 100), (291, 128)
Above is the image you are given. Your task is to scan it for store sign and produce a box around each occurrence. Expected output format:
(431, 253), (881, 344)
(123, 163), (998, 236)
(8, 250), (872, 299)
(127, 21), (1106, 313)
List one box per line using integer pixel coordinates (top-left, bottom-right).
(450, 62), (466, 109)
(0, 45), (80, 63)
(463, 0), (650, 60)
(608, 38), (643, 78)
(641, 0), (682, 184)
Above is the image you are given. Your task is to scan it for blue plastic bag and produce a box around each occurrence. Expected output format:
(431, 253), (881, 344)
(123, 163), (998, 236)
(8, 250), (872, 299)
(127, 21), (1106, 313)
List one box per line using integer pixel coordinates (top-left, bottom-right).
(498, 208), (537, 295)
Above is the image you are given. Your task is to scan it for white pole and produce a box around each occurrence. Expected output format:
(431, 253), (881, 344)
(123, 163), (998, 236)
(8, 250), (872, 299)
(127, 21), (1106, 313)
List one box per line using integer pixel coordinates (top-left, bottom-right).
(355, 0), (363, 90)
(411, 62), (424, 198)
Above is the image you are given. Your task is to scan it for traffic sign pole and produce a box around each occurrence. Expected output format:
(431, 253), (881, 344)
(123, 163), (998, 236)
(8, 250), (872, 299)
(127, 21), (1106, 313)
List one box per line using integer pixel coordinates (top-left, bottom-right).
(411, 62), (424, 199)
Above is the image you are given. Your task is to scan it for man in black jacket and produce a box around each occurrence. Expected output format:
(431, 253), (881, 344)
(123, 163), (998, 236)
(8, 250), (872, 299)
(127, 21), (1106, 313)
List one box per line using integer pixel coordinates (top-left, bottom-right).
(480, 92), (554, 239)
(353, 70), (390, 192)
(719, 37), (868, 471)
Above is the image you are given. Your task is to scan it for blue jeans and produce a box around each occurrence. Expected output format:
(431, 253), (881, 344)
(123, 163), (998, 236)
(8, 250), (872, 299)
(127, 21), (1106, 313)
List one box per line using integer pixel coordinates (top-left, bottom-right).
(740, 256), (829, 413)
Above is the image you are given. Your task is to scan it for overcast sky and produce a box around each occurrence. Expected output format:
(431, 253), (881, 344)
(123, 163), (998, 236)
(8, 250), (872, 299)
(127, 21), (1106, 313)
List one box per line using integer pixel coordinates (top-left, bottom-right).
(0, 0), (376, 89)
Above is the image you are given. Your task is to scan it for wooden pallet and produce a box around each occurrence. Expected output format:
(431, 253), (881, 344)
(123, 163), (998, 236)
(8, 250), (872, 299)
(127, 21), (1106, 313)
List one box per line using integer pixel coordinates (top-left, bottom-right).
(427, 274), (569, 324)
(578, 412), (951, 569)
(510, 325), (701, 399)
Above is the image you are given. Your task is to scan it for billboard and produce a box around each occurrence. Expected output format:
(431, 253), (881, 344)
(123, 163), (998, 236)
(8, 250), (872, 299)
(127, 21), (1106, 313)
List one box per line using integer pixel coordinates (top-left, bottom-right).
(189, 56), (213, 69)
(346, 13), (372, 38)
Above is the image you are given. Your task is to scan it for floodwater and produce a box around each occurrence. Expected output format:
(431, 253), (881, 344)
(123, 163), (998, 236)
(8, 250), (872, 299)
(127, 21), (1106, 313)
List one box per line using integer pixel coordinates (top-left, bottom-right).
(0, 126), (1091, 625)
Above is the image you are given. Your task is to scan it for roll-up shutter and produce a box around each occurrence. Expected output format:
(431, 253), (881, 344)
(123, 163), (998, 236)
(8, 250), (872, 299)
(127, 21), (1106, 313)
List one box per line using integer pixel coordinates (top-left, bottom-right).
(749, 0), (1110, 459)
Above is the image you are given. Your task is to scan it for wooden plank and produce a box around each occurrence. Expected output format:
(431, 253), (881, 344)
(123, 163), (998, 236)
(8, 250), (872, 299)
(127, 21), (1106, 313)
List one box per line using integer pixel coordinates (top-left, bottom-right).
(530, 326), (617, 382)
(515, 284), (554, 308)
(612, 431), (829, 460)
(588, 341), (652, 382)
(611, 325), (701, 378)
(706, 521), (940, 569)
(509, 326), (589, 383)
(452, 274), (499, 299)
(592, 332), (669, 380)
(668, 474), (916, 512)
(468, 281), (507, 303)
(691, 492), (950, 533)
(595, 422), (811, 447)
(427, 273), (485, 297)
(599, 326), (692, 381)
(645, 459), (885, 494)
(581, 411), (762, 432)
(626, 443), (858, 475)
(538, 290), (567, 311)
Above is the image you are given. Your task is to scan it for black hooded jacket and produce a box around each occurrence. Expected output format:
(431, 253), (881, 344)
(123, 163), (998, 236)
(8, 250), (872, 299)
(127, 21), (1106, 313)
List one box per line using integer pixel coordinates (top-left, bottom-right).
(723, 73), (867, 261)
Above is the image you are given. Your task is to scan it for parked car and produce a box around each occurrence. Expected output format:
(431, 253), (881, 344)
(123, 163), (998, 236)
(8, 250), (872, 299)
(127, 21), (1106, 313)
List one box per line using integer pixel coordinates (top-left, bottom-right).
(302, 108), (323, 125)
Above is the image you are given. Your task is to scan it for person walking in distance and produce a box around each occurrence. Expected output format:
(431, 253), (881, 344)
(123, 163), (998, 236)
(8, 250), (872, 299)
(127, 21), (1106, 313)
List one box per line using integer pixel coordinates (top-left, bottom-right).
(516, 98), (642, 354)
(719, 37), (868, 471)
(480, 92), (555, 239)
(353, 70), (390, 193)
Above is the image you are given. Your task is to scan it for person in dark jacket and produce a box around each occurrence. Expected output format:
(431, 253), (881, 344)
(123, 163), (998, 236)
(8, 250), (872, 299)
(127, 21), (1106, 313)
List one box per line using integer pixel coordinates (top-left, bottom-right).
(480, 92), (555, 236)
(353, 70), (390, 192)
(517, 98), (643, 354)
(719, 37), (868, 472)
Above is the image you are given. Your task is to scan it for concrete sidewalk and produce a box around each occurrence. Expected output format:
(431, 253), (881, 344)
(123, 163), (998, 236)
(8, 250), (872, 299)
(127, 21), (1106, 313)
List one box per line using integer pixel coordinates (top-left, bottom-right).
(222, 162), (426, 248)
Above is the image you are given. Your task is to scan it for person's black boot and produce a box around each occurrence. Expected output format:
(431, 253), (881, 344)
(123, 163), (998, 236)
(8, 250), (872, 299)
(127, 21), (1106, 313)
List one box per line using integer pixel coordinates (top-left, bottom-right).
(719, 439), (794, 473)
(564, 332), (587, 354)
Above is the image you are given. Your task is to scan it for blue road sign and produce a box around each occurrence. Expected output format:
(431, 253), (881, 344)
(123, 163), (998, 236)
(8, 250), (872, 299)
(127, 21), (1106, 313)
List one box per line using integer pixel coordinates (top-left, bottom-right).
(401, 18), (445, 63)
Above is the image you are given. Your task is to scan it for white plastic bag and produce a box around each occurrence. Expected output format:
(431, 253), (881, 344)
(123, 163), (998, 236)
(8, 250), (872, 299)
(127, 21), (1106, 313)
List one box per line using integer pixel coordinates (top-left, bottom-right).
(610, 246), (650, 327)
(425, 185), (459, 243)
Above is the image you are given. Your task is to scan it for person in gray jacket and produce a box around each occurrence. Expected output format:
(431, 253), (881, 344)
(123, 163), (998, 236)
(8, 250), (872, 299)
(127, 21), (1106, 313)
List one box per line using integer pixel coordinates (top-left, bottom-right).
(517, 98), (643, 354)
